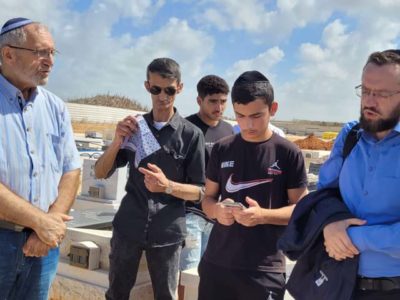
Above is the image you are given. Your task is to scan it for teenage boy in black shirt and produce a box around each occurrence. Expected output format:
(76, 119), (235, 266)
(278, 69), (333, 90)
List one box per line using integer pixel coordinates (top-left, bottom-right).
(95, 58), (205, 300)
(198, 71), (308, 300)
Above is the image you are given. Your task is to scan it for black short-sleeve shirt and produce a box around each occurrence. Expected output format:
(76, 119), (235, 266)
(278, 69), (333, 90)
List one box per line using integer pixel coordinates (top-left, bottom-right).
(109, 109), (205, 247)
(203, 133), (307, 272)
(186, 114), (234, 164)
(185, 114), (234, 220)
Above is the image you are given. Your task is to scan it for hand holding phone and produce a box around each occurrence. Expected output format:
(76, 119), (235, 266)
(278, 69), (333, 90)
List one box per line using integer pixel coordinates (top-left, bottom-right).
(221, 200), (245, 209)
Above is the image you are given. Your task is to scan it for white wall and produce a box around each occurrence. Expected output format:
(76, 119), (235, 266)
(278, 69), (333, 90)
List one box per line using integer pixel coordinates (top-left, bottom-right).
(66, 103), (144, 124)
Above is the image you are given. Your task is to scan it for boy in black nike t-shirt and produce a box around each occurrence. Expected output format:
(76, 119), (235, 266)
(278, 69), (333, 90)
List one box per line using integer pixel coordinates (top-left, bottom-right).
(198, 71), (308, 300)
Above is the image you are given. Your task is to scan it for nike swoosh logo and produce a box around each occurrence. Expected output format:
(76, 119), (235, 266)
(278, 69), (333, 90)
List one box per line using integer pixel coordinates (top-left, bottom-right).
(225, 174), (273, 193)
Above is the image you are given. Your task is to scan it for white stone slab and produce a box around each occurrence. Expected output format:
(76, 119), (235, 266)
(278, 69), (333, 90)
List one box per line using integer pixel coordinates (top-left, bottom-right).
(72, 198), (120, 211)
(80, 158), (127, 202)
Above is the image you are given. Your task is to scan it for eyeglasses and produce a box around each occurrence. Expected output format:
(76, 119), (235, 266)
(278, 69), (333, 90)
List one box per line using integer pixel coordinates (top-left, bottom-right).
(7, 45), (59, 58)
(355, 84), (400, 99)
(148, 85), (177, 96)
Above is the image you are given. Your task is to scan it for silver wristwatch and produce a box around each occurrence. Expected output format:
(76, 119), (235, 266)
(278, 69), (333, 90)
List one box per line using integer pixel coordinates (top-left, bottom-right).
(165, 180), (173, 194)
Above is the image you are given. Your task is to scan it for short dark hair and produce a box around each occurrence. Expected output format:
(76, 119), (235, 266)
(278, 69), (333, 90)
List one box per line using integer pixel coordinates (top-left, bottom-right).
(231, 70), (274, 106)
(197, 75), (229, 98)
(366, 49), (400, 67)
(146, 57), (181, 83)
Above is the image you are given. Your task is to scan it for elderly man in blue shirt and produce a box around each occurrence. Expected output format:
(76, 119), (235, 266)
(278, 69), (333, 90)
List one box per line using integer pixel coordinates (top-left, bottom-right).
(0, 18), (81, 300)
(319, 49), (400, 300)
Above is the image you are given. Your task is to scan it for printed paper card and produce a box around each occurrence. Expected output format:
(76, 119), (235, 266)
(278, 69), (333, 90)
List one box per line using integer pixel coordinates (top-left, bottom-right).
(121, 115), (161, 167)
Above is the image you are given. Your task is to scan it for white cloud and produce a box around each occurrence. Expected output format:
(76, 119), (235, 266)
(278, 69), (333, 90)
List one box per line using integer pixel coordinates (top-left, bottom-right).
(226, 47), (284, 81)
(195, 0), (330, 41)
(0, 0), (215, 117)
(2, 0), (400, 122)
(100, 0), (166, 20)
(216, 0), (274, 32)
(195, 0), (400, 47)
(299, 44), (325, 63)
(222, 47), (284, 117)
(276, 16), (400, 122)
(196, 0), (276, 35)
(321, 19), (348, 51)
(49, 16), (214, 116)
(202, 8), (229, 31)
(0, 1), (66, 24)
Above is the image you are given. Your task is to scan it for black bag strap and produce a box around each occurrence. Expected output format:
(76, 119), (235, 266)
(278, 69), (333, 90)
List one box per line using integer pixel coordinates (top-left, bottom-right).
(342, 123), (360, 160)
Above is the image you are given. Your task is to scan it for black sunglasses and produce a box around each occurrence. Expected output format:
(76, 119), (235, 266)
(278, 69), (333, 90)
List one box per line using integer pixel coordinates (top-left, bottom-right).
(148, 85), (177, 96)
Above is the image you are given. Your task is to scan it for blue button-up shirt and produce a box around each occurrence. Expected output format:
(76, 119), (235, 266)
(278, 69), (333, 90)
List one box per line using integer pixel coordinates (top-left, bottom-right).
(318, 120), (400, 277)
(0, 74), (81, 212)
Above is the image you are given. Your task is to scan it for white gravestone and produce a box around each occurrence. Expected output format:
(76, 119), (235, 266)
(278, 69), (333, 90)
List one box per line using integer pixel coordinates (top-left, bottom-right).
(77, 158), (128, 204)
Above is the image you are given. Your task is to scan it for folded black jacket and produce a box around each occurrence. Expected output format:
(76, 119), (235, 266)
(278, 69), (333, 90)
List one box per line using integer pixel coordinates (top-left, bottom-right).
(277, 188), (359, 300)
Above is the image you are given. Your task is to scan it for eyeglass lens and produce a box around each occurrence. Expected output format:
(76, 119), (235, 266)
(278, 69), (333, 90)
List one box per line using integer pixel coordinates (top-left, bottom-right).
(37, 49), (57, 57)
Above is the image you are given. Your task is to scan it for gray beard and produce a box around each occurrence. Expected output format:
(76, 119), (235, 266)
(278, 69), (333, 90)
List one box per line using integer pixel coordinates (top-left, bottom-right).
(36, 75), (49, 86)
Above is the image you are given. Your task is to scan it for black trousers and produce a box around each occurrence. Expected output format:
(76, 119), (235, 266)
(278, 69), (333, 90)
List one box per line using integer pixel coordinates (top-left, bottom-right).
(105, 231), (182, 300)
(198, 259), (286, 300)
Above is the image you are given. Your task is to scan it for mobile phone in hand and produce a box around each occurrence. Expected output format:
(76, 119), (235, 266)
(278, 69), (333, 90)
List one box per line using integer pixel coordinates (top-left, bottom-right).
(222, 201), (245, 209)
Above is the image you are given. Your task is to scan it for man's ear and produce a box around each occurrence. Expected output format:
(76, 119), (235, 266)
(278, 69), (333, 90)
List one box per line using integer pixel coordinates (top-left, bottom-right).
(176, 82), (183, 94)
(197, 96), (203, 106)
(270, 101), (278, 117)
(1, 46), (14, 64)
(144, 80), (150, 92)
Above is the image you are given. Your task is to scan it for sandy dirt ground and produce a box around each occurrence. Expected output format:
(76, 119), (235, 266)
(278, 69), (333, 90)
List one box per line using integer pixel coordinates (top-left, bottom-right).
(72, 122), (116, 134)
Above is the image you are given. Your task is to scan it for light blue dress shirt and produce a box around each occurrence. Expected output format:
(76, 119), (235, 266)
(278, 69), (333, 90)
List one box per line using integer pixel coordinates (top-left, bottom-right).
(318, 120), (400, 277)
(0, 74), (81, 212)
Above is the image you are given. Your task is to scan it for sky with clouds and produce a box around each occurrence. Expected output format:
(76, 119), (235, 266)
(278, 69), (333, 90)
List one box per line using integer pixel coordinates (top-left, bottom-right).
(1, 0), (399, 122)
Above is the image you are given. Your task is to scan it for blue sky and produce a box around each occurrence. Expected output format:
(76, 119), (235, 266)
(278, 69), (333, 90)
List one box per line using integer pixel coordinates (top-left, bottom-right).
(1, 0), (400, 121)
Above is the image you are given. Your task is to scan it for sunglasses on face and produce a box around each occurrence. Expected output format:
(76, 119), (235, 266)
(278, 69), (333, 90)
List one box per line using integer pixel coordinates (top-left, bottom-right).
(148, 85), (177, 96)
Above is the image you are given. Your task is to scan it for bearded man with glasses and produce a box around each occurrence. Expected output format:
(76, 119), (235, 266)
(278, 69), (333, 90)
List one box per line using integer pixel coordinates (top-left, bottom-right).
(0, 18), (81, 300)
(95, 57), (205, 300)
(319, 49), (400, 300)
